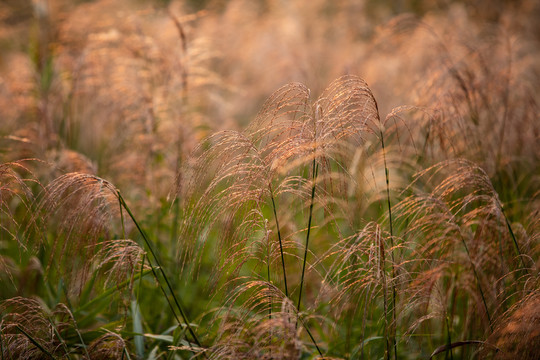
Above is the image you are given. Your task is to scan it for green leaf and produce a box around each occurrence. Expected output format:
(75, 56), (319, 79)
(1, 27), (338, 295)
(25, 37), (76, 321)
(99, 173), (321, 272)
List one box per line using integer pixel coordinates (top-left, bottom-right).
(74, 268), (152, 316)
(16, 325), (57, 360)
(144, 333), (174, 343)
(131, 299), (145, 358)
(147, 346), (161, 360)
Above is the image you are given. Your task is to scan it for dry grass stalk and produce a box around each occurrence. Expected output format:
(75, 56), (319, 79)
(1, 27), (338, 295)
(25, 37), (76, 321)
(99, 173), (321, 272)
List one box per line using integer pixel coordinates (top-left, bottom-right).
(32, 172), (126, 293)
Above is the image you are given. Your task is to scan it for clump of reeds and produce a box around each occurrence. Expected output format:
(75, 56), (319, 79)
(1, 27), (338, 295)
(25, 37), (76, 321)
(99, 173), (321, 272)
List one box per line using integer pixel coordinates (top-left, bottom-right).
(1, 1), (539, 359)
(1, 296), (135, 359)
(179, 75), (401, 357)
(30, 173), (125, 291)
(1, 297), (71, 359)
(177, 68), (539, 358)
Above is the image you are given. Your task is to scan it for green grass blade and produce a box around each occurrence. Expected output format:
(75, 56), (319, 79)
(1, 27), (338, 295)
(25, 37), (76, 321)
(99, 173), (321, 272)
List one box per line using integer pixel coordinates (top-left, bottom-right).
(75, 268), (152, 316)
(117, 192), (204, 352)
(380, 131), (397, 360)
(269, 186), (288, 298)
(16, 325), (57, 360)
(297, 160), (318, 315)
(131, 299), (145, 358)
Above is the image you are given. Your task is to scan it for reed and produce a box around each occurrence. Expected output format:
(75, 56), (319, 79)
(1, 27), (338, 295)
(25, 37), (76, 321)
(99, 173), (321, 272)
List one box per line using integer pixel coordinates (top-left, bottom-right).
(1, 1), (539, 358)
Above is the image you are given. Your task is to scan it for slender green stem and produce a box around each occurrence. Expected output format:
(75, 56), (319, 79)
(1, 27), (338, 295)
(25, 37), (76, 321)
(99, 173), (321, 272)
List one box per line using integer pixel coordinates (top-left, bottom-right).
(380, 131), (397, 360)
(16, 325), (56, 359)
(123, 346), (132, 360)
(116, 192), (204, 352)
(74, 269), (151, 315)
(137, 254), (146, 306)
(293, 159), (323, 357)
(499, 203), (529, 274)
(267, 229), (272, 320)
(134, 254), (146, 358)
(149, 262), (183, 326)
(118, 195), (126, 239)
(49, 319), (72, 360)
(131, 226), (196, 353)
(379, 231), (390, 360)
(298, 105), (320, 317)
(269, 169), (322, 356)
(298, 314), (323, 357)
(297, 160), (318, 315)
(118, 194), (196, 351)
(269, 185), (288, 298)
(293, 109), (323, 355)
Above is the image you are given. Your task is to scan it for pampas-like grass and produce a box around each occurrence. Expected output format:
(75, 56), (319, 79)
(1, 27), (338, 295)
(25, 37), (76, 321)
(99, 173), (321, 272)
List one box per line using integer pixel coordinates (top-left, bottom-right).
(86, 332), (131, 360)
(178, 75), (384, 357)
(92, 239), (146, 290)
(181, 76), (378, 290)
(177, 71), (539, 358)
(31, 173), (125, 292)
(0, 297), (76, 359)
(1, 1), (539, 359)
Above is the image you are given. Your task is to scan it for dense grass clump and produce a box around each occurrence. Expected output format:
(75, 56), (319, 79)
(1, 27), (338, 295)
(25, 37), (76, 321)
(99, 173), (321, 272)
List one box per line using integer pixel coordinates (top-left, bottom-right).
(1, 0), (539, 359)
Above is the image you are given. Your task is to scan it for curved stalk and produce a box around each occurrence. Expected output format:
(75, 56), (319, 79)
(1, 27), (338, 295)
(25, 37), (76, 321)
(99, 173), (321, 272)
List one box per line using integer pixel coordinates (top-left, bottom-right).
(297, 159), (318, 314)
(380, 130), (397, 360)
(16, 325), (56, 360)
(269, 184), (289, 298)
(117, 192), (204, 353)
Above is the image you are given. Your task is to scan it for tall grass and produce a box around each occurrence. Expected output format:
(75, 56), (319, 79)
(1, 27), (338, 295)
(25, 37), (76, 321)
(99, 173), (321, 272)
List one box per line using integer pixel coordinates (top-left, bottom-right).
(1, 1), (539, 359)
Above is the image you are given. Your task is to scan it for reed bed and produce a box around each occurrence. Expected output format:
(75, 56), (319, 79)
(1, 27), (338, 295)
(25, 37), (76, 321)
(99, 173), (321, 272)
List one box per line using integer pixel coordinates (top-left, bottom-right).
(0, 0), (538, 359)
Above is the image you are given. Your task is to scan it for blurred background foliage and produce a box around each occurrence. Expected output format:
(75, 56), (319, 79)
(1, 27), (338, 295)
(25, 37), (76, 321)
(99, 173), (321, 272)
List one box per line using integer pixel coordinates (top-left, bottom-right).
(0, 0), (538, 359)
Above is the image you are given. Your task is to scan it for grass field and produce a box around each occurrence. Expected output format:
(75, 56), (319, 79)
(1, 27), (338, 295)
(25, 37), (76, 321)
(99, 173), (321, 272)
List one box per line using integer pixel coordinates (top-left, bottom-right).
(0, 0), (539, 359)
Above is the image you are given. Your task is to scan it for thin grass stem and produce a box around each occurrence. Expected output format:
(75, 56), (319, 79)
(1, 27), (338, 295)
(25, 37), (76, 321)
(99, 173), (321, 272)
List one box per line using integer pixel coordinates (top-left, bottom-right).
(49, 319), (71, 360)
(297, 160), (318, 315)
(74, 270), (151, 315)
(269, 185), (289, 298)
(380, 131), (397, 360)
(123, 346), (132, 360)
(16, 325), (57, 360)
(118, 195), (126, 239)
(499, 204), (529, 274)
(298, 314), (323, 357)
(379, 229), (390, 360)
(266, 227), (272, 320)
(116, 192), (204, 352)
(294, 120), (322, 355)
(137, 254), (146, 306)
